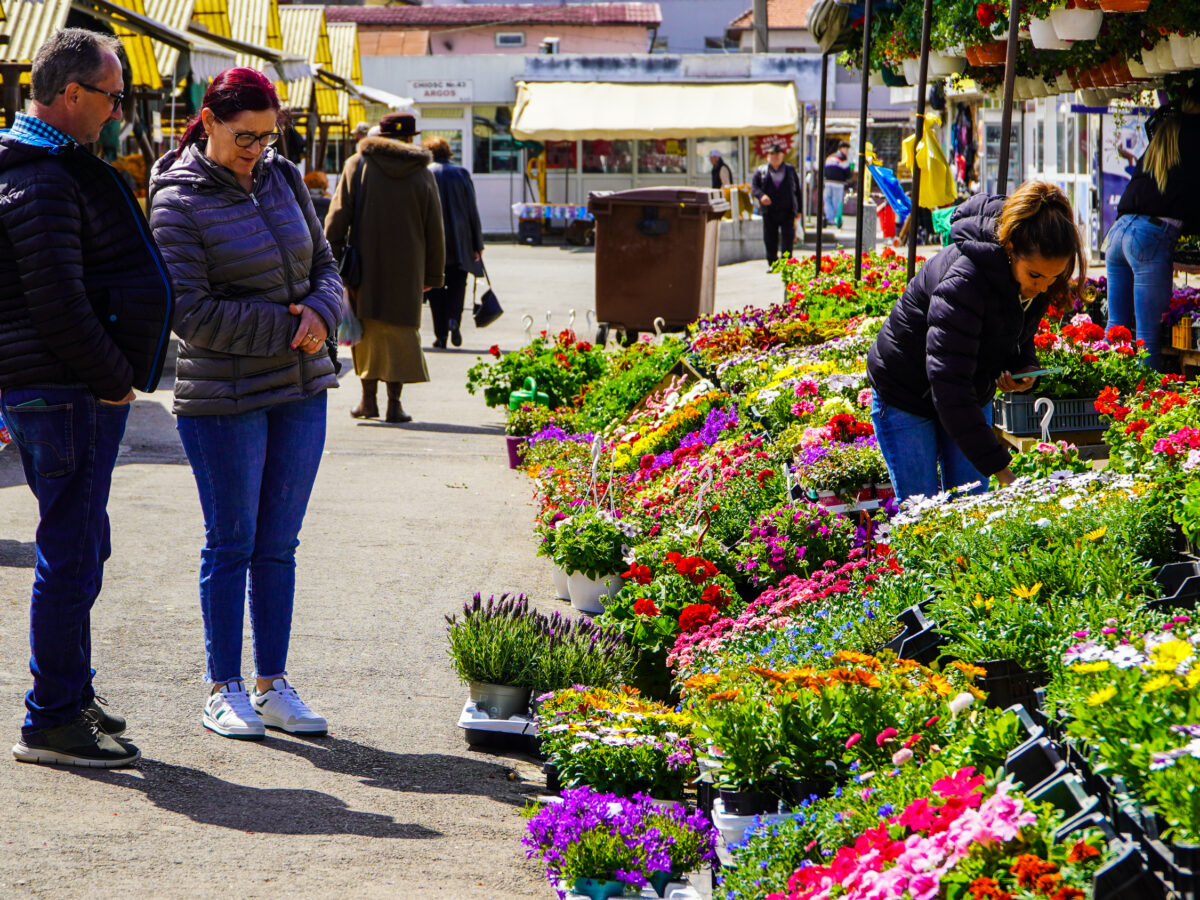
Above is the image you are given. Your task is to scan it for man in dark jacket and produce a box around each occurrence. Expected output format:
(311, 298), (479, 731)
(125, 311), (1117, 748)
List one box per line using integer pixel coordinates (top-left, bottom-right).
(751, 143), (802, 268)
(0, 29), (172, 769)
(425, 135), (484, 349)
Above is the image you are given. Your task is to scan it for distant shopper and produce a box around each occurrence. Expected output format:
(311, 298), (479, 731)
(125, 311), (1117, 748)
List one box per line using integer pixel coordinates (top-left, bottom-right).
(326, 112), (445, 423)
(353, 121), (370, 147)
(709, 149), (732, 190)
(1, 29), (173, 768)
(304, 169), (331, 222)
(150, 67), (341, 741)
(823, 140), (852, 228)
(425, 135), (483, 349)
(867, 182), (1085, 502)
(1106, 84), (1200, 370)
(751, 143), (801, 268)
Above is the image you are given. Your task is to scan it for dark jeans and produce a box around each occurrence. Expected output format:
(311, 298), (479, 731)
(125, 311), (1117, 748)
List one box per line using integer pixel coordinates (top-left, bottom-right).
(427, 266), (470, 343)
(176, 392), (327, 683)
(763, 209), (797, 264)
(0, 385), (130, 735)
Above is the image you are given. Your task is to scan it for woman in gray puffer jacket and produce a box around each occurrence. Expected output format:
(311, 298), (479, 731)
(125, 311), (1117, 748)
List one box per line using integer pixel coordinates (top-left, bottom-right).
(148, 68), (341, 741)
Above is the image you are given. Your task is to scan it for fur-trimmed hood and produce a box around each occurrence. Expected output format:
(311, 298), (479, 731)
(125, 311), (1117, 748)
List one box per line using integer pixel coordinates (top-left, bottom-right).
(358, 136), (432, 180)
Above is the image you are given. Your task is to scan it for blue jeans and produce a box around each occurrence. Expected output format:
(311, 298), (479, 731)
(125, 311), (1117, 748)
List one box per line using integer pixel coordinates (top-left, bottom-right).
(823, 181), (845, 226)
(176, 392), (327, 684)
(870, 393), (992, 503)
(0, 386), (130, 734)
(1106, 214), (1180, 371)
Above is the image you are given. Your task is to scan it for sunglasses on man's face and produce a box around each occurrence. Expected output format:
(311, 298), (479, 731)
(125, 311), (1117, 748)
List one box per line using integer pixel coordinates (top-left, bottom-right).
(214, 117), (280, 149)
(61, 82), (125, 112)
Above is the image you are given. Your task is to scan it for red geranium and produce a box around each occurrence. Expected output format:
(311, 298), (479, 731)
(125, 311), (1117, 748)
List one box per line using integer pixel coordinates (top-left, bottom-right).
(976, 2), (999, 27)
(488, 344), (501, 358)
(1105, 325), (1133, 344)
(623, 563), (654, 585)
(700, 583), (729, 607)
(678, 603), (720, 633)
(633, 597), (660, 617)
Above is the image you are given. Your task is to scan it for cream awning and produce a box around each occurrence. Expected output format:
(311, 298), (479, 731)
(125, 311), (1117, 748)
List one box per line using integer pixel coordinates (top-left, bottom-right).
(510, 81), (799, 141)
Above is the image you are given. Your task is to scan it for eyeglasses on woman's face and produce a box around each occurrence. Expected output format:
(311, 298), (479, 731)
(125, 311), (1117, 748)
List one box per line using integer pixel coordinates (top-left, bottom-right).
(214, 116), (280, 149)
(62, 82), (126, 112)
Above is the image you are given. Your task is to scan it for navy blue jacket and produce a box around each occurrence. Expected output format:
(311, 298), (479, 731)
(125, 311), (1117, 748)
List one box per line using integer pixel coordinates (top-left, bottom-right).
(867, 194), (1047, 476)
(429, 160), (484, 277)
(0, 135), (173, 401)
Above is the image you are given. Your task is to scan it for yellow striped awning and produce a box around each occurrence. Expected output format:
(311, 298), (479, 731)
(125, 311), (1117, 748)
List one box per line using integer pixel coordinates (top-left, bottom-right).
(0, 0), (71, 63)
(279, 4), (337, 120)
(326, 22), (362, 125)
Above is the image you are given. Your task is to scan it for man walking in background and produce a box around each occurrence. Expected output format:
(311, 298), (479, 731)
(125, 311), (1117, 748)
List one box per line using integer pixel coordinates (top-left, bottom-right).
(0, 29), (173, 768)
(709, 148), (732, 190)
(823, 140), (852, 229)
(752, 143), (802, 269)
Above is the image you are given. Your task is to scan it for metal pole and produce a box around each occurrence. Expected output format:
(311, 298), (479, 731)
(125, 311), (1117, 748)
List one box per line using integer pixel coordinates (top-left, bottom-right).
(853, 0), (874, 282)
(753, 0), (769, 53)
(907, 0), (934, 281)
(997, 0), (1021, 194)
(816, 52), (829, 276)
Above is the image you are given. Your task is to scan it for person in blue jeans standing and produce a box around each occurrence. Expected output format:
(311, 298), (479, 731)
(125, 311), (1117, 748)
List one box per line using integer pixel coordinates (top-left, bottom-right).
(866, 182), (1085, 503)
(0, 30), (173, 768)
(149, 68), (341, 740)
(1106, 84), (1200, 371)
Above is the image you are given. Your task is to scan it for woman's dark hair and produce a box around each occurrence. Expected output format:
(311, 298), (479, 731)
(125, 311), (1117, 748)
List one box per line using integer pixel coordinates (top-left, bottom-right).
(424, 135), (452, 162)
(180, 67), (281, 149)
(995, 180), (1086, 304)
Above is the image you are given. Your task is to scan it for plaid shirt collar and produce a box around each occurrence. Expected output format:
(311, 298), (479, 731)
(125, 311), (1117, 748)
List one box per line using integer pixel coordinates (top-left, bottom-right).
(5, 112), (74, 149)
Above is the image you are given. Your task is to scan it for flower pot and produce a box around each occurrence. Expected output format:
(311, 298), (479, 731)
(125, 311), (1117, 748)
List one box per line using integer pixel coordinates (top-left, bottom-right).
(1169, 33), (1198, 70)
(1192, 35), (1200, 67)
(718, 785), (780, 816)
(929, 53), (967, 76)
(901, 57), (920, 84)
(1049, 6), (1103, 41)
(1055, 72), (1074, 92)
(552, 565), (571, 601)
(648, 871), (685, 898)
(572, 877), (627, 900)
(468, 681), (532, 719)
(1140, 49), (1163, 76)
(1098, 0), (1148, 9)
(782, 777), (834, 806)
(967, 40), (1007, 66)
(1157, 41), (1176, 73)
(869, 70), (886, 86)
(504, 434), (527, 468)
(1029, 16), (1072, 50)
(567, 571), (623, 614)
(974, 659), (1050, 712)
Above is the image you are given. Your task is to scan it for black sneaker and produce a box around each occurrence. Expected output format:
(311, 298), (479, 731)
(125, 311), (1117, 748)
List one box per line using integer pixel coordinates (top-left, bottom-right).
(449, 319), (462, 347)
(83, 696), (126, 737)
(13, 713), (140, 768)
(431, 338), (447, 350)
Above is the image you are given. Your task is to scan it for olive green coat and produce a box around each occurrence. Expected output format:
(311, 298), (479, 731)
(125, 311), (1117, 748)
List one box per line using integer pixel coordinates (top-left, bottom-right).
(325, 137), (445, 328)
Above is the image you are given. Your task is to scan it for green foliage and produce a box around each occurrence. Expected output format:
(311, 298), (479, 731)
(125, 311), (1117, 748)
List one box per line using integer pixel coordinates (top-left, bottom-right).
(574, 338), (687, 432)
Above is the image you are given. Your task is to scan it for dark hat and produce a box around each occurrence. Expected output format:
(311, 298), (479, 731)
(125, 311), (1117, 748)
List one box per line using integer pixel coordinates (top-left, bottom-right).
(379, 113), (419, 139)
(768, 143), (785, 153)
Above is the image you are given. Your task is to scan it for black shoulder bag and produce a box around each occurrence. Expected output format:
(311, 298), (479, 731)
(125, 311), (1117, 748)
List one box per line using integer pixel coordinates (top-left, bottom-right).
(338, 157), (366, 289)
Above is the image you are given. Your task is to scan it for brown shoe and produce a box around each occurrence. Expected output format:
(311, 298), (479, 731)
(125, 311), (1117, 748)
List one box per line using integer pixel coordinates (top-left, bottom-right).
(385, 382), (412, 423)
(351, 379), (379, 419)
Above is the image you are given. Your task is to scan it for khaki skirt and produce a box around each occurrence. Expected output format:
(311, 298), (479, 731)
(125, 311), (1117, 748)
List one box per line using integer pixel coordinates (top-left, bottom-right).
(352, 318), (429, 384)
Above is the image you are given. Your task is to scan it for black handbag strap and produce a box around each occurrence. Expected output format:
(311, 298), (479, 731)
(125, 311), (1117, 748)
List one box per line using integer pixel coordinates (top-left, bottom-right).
(345, 155), (366, 253)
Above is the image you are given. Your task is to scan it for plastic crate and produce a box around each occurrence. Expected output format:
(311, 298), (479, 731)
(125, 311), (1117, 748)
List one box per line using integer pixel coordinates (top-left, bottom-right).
(993, 393), (1103, 436)
(1173, 317), (1196, 350)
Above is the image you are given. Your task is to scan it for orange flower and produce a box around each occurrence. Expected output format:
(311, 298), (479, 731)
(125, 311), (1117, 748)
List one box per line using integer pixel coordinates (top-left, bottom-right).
(923, 673), (953, 697)
(834, 650), (883, 669)
(967, 877), (1014, 900)
(706, 689), (740, 703)
(1066, 840), (1101, 864)
(950, 660), (988, 679)
(1010, 854), (1058, 889)
(748, 665), (791, 683)
(682, 673), (720, 693)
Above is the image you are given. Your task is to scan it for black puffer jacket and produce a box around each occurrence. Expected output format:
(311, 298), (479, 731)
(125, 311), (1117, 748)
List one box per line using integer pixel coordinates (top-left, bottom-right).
(867, 194), (1047, 476)
(0, 135), (173, 401)
(149, 145), (341, 416)
(429, 160), (484, 277)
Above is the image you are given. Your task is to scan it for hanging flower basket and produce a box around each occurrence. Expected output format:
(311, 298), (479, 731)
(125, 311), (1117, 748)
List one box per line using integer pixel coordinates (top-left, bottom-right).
(902, 57), (921, 84)
(1029, 16), (1072, 50)
(1169, 33), (1198, 71)
(966, 40), (1007, 66)
(881, 65), (908, 87)
(1097, 0), (1149, 10)
(1049, 5), (1104, 41)
(929, 52), (967, 76)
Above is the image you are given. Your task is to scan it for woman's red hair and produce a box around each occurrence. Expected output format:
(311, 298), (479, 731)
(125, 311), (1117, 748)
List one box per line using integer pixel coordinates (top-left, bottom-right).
(180, 68), (281, 149)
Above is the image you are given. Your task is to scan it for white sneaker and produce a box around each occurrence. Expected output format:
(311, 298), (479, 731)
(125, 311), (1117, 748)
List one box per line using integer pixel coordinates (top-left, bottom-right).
(251, 678), (327, 735)
(202, 680), (265, 740)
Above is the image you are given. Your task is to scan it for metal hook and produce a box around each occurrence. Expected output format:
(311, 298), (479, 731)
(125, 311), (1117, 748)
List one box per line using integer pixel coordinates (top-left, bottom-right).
(568, 309), (576, 329)
(653, 316), (665, 337)
(692, 468), (715, 526)
(545, 311), (553, 333)
(586, 310), (595, 330)
(1034, 397), (1055, 444)
(522, 315), (534, 340)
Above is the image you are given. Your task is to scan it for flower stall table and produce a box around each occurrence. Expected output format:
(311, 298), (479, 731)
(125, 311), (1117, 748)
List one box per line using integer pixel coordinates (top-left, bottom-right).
(1162, 346), (1200, 382)
(992, 426), (1110, 461)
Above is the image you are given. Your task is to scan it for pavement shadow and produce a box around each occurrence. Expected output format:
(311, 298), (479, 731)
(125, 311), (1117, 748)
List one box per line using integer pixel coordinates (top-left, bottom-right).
(0, 538), (36, 567)
(78, 758), (441, 838)
(354, 420), (504, 436)
(267, 736), (537, 807)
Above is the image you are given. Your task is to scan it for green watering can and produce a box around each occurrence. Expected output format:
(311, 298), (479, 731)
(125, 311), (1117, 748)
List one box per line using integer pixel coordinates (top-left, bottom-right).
(509, 377), (550, 411)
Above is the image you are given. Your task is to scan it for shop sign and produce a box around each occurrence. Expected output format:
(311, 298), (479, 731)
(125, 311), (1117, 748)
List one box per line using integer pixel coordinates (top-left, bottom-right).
(753, 133), (796, 157)
(408, 80), (474, 102)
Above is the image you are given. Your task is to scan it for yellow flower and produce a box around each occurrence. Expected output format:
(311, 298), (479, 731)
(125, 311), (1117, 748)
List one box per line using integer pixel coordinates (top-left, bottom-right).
(1188, 669), (1200, 689)
(1150, 640), (1194, 673)
(1071, 661), (1111, 674)
(1084, 526), (1108, 542)
(1086, 685), (1117, 706)
(1142, 674), (1173, 693)
(1011, 583), (1043, 601)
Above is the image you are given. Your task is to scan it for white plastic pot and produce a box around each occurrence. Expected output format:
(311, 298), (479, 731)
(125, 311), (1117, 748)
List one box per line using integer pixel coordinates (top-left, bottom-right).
(1157, 41), (1177, 73)
(567, 572), (623, 614)
(902, 57), (921, 85)
(1141, 48), (1163, 75)
(1127, 56), (1150, 79)
(1049, 6), (1103, 42)
(552, 565), (571, 601)
(1015, 79), (1032, 101)
(929, 53), (967, 76)
(944, 43), (966, 58)
(1169, 33), (1197, 70)
(1029, 16), (1071, 50)
(869, 70), (886, 86)
(1192, 35), (1200, 66)
(1056, 72), (1074, 92)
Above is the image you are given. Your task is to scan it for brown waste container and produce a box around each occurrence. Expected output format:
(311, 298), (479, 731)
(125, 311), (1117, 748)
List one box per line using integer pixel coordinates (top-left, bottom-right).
(587, 187), (730, 340)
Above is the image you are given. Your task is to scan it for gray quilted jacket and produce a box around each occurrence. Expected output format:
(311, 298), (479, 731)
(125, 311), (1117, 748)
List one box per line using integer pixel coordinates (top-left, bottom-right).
(148, 145), (341, 416)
